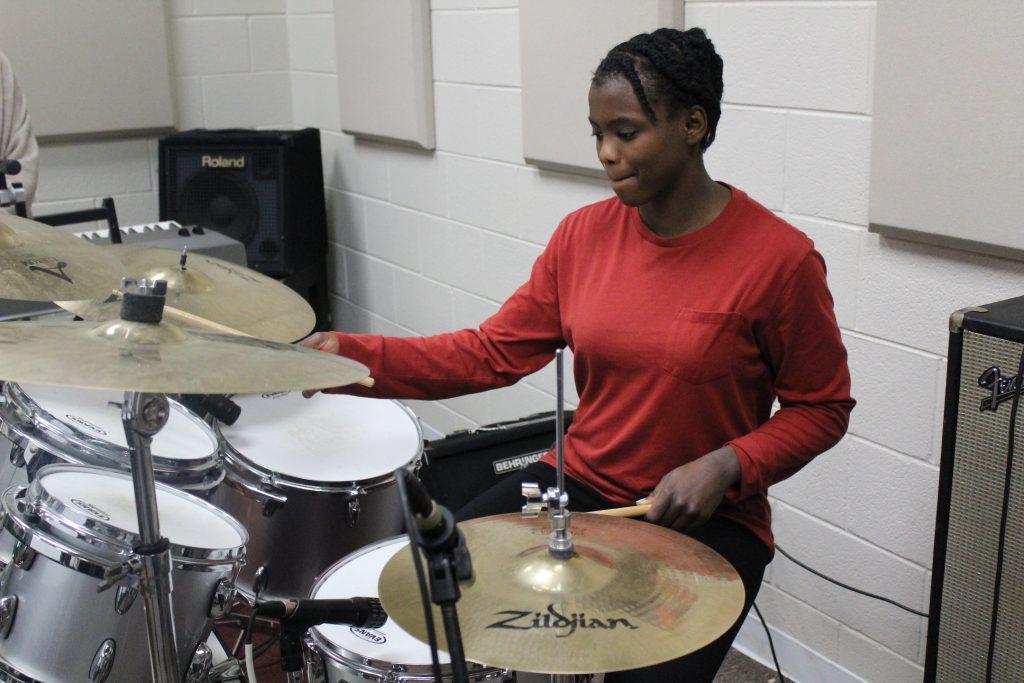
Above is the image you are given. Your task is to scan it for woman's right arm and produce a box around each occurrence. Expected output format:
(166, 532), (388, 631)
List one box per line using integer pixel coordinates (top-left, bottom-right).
(301, 224), (566, 401)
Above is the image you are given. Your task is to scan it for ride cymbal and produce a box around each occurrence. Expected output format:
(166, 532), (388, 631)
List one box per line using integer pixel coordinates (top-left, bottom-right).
(379, 513), (745, 674)
(56, 244), (315, 342)
(0, 214), (122, 301)
(0, 318), (368, 394)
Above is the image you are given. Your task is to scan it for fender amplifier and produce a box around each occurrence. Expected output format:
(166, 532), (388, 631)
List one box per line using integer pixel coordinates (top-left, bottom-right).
(927, 296), (1024, 681)
(419, 411), (574, 513)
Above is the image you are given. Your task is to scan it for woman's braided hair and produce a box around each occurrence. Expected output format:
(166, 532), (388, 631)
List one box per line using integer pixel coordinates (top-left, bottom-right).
(593, 27), (724, 151)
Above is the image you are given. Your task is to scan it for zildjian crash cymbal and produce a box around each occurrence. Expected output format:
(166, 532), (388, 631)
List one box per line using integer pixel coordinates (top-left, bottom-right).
(56, 244), (316, 343)
(378, 512), (745, 675)
(0, 213), (122, 301)
(0, 318), (368, 394)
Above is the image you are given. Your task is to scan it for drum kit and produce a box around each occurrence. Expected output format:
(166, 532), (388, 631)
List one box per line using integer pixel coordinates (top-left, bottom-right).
(0, 211), (746, 683)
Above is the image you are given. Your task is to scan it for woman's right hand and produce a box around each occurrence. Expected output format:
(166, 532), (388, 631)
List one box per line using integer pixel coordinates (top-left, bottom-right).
(298, 332), (340, 397)
(298, 331), (340, 355)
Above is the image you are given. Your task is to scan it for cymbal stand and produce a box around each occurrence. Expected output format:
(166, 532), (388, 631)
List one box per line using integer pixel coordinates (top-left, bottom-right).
(115, 279), (180, 682)
(521, 348), (579, 683)
(123, 390), (180, 682)
(522, 348), (574, 559)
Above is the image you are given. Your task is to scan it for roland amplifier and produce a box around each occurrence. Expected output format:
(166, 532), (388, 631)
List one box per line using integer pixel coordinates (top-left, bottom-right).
(159, 128), (330, 328)
(158, 128), (326, 279)
(927, 296), (1024, 682)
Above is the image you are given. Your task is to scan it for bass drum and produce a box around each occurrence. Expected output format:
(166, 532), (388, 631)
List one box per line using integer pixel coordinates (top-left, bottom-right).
(212, 391), (423, 601)
(304, 537), (511, 683)
(0, 465), (247, 682)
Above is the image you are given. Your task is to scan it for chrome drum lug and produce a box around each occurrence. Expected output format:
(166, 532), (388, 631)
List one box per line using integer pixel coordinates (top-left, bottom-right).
(114, 584), (138, 615)
(0, 595), (16, 638)
(186, 642), (213, 683)
(89, 639), (116, 682)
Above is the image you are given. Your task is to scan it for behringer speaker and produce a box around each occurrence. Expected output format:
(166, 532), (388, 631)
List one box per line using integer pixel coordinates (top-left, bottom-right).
(159, 128), (330, 331)
(928, 295), (1024, 682)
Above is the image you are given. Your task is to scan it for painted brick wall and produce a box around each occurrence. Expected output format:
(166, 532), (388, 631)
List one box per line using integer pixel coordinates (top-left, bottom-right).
(31, 0), (293, 231)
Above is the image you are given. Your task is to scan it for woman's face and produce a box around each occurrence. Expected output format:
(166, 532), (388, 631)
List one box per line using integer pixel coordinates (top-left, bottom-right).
(588, 77), (698, 207)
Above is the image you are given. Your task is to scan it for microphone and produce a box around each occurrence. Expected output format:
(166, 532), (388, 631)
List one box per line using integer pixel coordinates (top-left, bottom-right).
(175, 394), (242, 425)
(401, 468), (445, 535)
(255, 597), (387, 629)
(0, 160), (21, 175)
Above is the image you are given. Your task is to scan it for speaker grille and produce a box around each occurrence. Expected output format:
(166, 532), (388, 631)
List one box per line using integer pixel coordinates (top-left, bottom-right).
(165, 148), (283, 271)
(937, 330), (1024, 681)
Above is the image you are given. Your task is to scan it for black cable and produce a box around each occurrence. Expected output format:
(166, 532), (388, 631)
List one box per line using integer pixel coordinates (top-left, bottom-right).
(984, 344), (1024, 682)
(396, 466), (443, 682)
(752, 602), (785, 683)
(775, 544), (928, 618)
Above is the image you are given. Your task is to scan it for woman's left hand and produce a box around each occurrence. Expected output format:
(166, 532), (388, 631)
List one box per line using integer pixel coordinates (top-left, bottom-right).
(645, 445), (741, 532)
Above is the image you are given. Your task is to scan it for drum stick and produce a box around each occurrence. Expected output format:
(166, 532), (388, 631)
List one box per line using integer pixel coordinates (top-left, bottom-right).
(112, 289), (376, 388)
(588, 503), (652, 518)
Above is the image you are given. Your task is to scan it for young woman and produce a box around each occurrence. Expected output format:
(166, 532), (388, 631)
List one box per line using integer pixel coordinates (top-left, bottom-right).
(302, 27), (854, 682)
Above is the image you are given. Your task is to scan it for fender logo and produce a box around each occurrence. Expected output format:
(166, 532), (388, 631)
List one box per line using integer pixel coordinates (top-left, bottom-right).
(25, 258), (73, 284)
(979, 366), (1021, 412)
(486, 604), (638, 638)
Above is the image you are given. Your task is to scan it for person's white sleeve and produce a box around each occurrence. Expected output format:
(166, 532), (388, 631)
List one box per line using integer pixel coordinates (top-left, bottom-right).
(0, 52), (39, 208)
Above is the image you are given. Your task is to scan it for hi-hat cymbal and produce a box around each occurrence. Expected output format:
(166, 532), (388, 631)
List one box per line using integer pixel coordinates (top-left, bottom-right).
(379, 513), (745, 675)
(0, 214), (122, 301)
(0, 318), (368, 394)
(56, 244), (315, 343)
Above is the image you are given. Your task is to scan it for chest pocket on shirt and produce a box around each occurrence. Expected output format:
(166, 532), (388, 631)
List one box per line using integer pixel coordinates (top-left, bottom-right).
(660, 308), (743, 384)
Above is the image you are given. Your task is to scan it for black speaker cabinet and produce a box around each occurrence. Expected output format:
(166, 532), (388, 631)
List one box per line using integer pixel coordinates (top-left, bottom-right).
(159, 128), (326, 280)
(419, 411), (574, 513)
(928, 296), (1024, 682)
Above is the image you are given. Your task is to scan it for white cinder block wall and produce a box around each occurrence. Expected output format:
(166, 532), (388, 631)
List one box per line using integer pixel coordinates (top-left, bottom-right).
(27, 1), (1024, 681)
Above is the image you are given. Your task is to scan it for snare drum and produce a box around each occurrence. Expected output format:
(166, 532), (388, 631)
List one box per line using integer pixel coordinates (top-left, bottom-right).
(212, 391), (423, 601)
(0, 464), (247, 682)
(0, 382), (222, 495)
(304, 537), (510, 682)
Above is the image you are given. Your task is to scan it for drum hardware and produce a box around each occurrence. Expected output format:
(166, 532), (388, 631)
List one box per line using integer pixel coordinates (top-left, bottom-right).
(209, 579), (237, 620)
(114, 584), (139, 615)
(186, 642), (213, 683)
(0, 595), (16, 638)
(88, 639), (116, 682)
(9, 542), (33, 570)
(121, 387), (180, 683)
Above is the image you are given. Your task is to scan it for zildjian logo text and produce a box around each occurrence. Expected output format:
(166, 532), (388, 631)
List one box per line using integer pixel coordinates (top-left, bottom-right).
(486, 604), (639, 638)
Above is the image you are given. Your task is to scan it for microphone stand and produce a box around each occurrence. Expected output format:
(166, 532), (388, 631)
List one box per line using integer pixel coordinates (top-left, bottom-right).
(397, 467), (473, 683)
(417, 504), (472, 683)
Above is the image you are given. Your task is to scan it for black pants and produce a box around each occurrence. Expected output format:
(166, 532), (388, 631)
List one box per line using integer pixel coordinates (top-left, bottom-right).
(455, 462), (771, 683)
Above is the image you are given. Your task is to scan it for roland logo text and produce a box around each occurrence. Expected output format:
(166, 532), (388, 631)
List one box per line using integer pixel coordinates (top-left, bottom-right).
(202, 155), (245, 169)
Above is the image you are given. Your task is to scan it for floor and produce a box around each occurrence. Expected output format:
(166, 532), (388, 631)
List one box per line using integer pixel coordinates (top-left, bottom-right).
(714, 648), (782, 682)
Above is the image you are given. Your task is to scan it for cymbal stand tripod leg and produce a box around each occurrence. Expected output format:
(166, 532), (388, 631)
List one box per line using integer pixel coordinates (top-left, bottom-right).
(123, 391), (180, 683)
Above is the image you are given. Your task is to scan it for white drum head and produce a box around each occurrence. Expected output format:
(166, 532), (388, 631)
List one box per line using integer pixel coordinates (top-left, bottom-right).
(40, 468), (244, 550)
(311, 537), (451, 666)
(20, 383), (216, 461)
(220, 392), (421, 482)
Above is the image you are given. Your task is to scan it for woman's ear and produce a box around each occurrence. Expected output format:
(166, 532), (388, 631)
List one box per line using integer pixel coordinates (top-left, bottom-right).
(683, 106), (709, 148)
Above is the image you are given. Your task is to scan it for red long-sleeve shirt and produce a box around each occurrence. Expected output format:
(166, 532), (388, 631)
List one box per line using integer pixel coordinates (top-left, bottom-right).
(331, 188), (854, 550)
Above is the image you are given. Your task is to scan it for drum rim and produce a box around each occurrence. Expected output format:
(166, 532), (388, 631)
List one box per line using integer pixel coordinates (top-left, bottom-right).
(4, 465), (248, 572)
(0, 382), (221, 481)
(0, 652), (42, 683)
(305, 536), (505, 678)
(215, 398), (424, 494)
